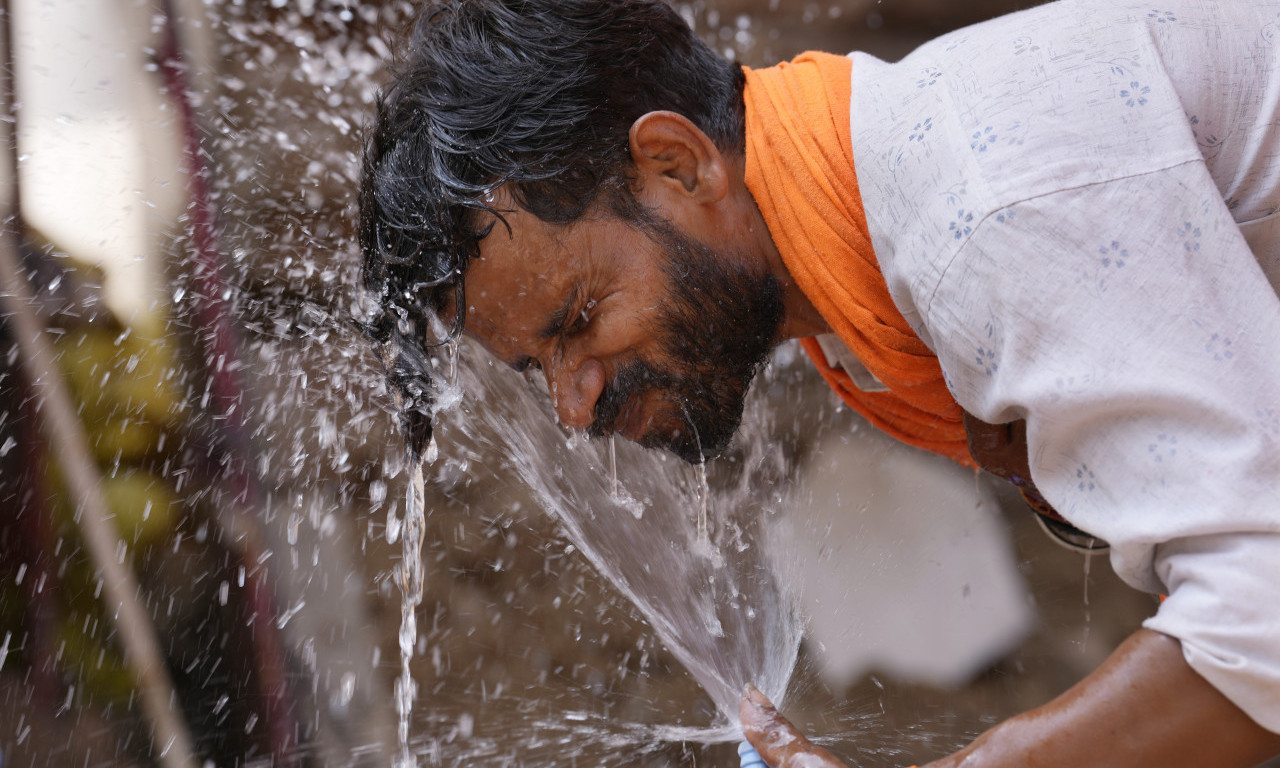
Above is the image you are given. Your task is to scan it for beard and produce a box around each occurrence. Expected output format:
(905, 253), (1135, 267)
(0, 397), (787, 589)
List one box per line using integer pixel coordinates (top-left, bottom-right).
(586, 210), (786, 464)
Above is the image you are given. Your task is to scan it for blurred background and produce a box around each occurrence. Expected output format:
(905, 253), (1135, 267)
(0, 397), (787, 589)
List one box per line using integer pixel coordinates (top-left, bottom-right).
(0, 1), (1179, 767)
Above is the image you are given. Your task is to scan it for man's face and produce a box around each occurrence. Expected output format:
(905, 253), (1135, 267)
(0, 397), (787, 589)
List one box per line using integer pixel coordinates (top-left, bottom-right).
(463, 195), (784, 463)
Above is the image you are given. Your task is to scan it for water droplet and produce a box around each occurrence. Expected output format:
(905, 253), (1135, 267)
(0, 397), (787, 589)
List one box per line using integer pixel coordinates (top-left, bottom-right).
(386, 508), (401, 544)
(336, 672), (356, 708)
(608, 435), (619, 498)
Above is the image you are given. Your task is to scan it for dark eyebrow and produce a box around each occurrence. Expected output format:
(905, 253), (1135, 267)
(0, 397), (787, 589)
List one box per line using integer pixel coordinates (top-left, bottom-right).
(539, 283), (582, 340)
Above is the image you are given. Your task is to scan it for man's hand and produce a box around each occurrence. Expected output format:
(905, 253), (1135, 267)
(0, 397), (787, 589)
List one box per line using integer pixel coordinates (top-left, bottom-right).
(740, 684), (850, 768)
(741, 630), (1280, 768)
(928, 629), (1280, 768)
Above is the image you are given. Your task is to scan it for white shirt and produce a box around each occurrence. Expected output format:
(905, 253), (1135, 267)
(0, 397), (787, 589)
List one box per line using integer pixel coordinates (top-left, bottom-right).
(847, 0), (1280, 731)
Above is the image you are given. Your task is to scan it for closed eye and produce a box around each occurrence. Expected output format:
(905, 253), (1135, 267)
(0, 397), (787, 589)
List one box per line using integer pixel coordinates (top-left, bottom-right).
(540, 286), (599, 341)
(566, 298), (598, 337)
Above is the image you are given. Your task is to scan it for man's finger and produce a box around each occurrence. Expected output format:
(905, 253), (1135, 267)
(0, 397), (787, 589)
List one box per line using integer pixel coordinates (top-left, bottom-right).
(739, 685), (848, 768)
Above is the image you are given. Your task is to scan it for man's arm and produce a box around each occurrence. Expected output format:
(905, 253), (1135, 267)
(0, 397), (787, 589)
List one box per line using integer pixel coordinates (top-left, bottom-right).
(741, 629), (1280, 768)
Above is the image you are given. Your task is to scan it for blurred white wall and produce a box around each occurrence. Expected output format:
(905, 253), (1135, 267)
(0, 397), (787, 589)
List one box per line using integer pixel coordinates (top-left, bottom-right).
(13, 0), (187, 333)
(777, 421), (1033, 689)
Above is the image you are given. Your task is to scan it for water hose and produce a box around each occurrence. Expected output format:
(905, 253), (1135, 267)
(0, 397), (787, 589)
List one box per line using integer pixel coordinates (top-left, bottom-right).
(739, 740), (768, 768)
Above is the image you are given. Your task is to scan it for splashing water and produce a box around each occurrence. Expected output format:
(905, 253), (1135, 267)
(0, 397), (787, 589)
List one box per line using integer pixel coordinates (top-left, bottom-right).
(428, 340), (805, 734)
(0, 2), (931, 765)
(609, 434), (619, 499)
(364, 333), (808, 767)
(394, 453), (429, 768)
(695, 462), (711, 546)
(197, 2), (802, 762)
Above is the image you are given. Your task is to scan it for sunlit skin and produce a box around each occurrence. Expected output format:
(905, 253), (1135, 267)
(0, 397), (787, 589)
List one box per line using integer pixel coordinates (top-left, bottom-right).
(741, 630), (1280, 768)
(463, 111), (1280, 765)
(464, 198), (679, 442)
(463, 111), (828, 448)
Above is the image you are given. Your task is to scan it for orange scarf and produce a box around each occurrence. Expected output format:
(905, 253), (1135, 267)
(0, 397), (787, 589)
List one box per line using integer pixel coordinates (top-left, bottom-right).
(742, 52), (974, 467)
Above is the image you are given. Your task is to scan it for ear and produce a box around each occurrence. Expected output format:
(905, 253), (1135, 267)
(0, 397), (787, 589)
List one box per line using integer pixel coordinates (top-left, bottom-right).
(628, 111), (729, 205)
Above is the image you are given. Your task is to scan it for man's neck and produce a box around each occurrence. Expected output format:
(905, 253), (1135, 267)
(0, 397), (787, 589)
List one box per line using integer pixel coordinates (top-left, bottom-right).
(728, 155), (831, 341)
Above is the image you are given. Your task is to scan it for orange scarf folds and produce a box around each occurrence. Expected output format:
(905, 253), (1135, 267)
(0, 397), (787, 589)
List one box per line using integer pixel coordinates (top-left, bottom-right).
(742, 52), (974, 467)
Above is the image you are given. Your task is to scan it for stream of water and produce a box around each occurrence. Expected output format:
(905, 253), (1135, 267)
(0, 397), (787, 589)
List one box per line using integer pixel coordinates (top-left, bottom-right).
(381, 337), (806, 765)
(202, 2), (804, 763)
(394, 457), (428, 768)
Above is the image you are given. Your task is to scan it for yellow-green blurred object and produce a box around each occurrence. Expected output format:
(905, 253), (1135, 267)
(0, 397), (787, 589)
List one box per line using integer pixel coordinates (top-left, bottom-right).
(52, 327), (184, 463)
(60, 612), (134, 702)
(103, 469), (180, 544)
(28, 254), (193, 705)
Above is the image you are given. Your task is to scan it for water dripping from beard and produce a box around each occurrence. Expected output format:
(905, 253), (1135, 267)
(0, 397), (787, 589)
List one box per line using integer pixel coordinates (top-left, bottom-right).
(585, 209), (786, 464)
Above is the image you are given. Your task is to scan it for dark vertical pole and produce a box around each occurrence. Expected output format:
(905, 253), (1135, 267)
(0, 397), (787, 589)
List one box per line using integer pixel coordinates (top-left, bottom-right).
(152, 1), (298, 763)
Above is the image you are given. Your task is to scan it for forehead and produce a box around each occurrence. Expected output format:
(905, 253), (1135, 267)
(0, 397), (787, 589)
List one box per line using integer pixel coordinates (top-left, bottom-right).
(464, 203), (583, 340)
(468, 203), (568, 312)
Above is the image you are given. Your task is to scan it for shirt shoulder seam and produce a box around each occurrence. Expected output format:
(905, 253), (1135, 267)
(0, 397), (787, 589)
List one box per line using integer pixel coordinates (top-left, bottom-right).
(922, 157), (1204, 319)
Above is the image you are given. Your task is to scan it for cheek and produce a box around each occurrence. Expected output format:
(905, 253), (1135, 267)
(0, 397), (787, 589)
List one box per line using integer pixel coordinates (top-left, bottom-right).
(597, 284), (672, 339)
(585, 313), (659, 360)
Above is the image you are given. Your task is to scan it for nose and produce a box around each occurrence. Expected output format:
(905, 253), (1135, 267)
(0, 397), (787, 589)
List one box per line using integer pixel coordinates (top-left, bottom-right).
(545, 355), (606, 430)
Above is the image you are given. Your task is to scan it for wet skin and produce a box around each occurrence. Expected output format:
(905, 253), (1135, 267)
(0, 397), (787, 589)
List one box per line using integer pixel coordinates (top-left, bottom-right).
(461, 111), (827, 459)
(740, 630), (1280, 767)
(463, 196), (682, 444)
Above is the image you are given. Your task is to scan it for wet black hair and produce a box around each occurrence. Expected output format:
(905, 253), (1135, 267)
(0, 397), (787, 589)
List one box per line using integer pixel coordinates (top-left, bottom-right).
(358, 0), (746, 458)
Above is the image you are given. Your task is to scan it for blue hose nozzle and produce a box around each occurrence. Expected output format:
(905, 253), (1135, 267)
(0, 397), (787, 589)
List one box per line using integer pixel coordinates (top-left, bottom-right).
(738, 740), (767, 768)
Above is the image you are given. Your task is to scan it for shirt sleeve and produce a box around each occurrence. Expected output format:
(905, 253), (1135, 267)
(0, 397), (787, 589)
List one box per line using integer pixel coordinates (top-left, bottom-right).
(921, 159), (1280, 732)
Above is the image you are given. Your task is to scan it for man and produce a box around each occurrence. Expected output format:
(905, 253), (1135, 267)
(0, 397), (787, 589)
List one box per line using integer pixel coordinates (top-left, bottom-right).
(359, 0), (1280, 765)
